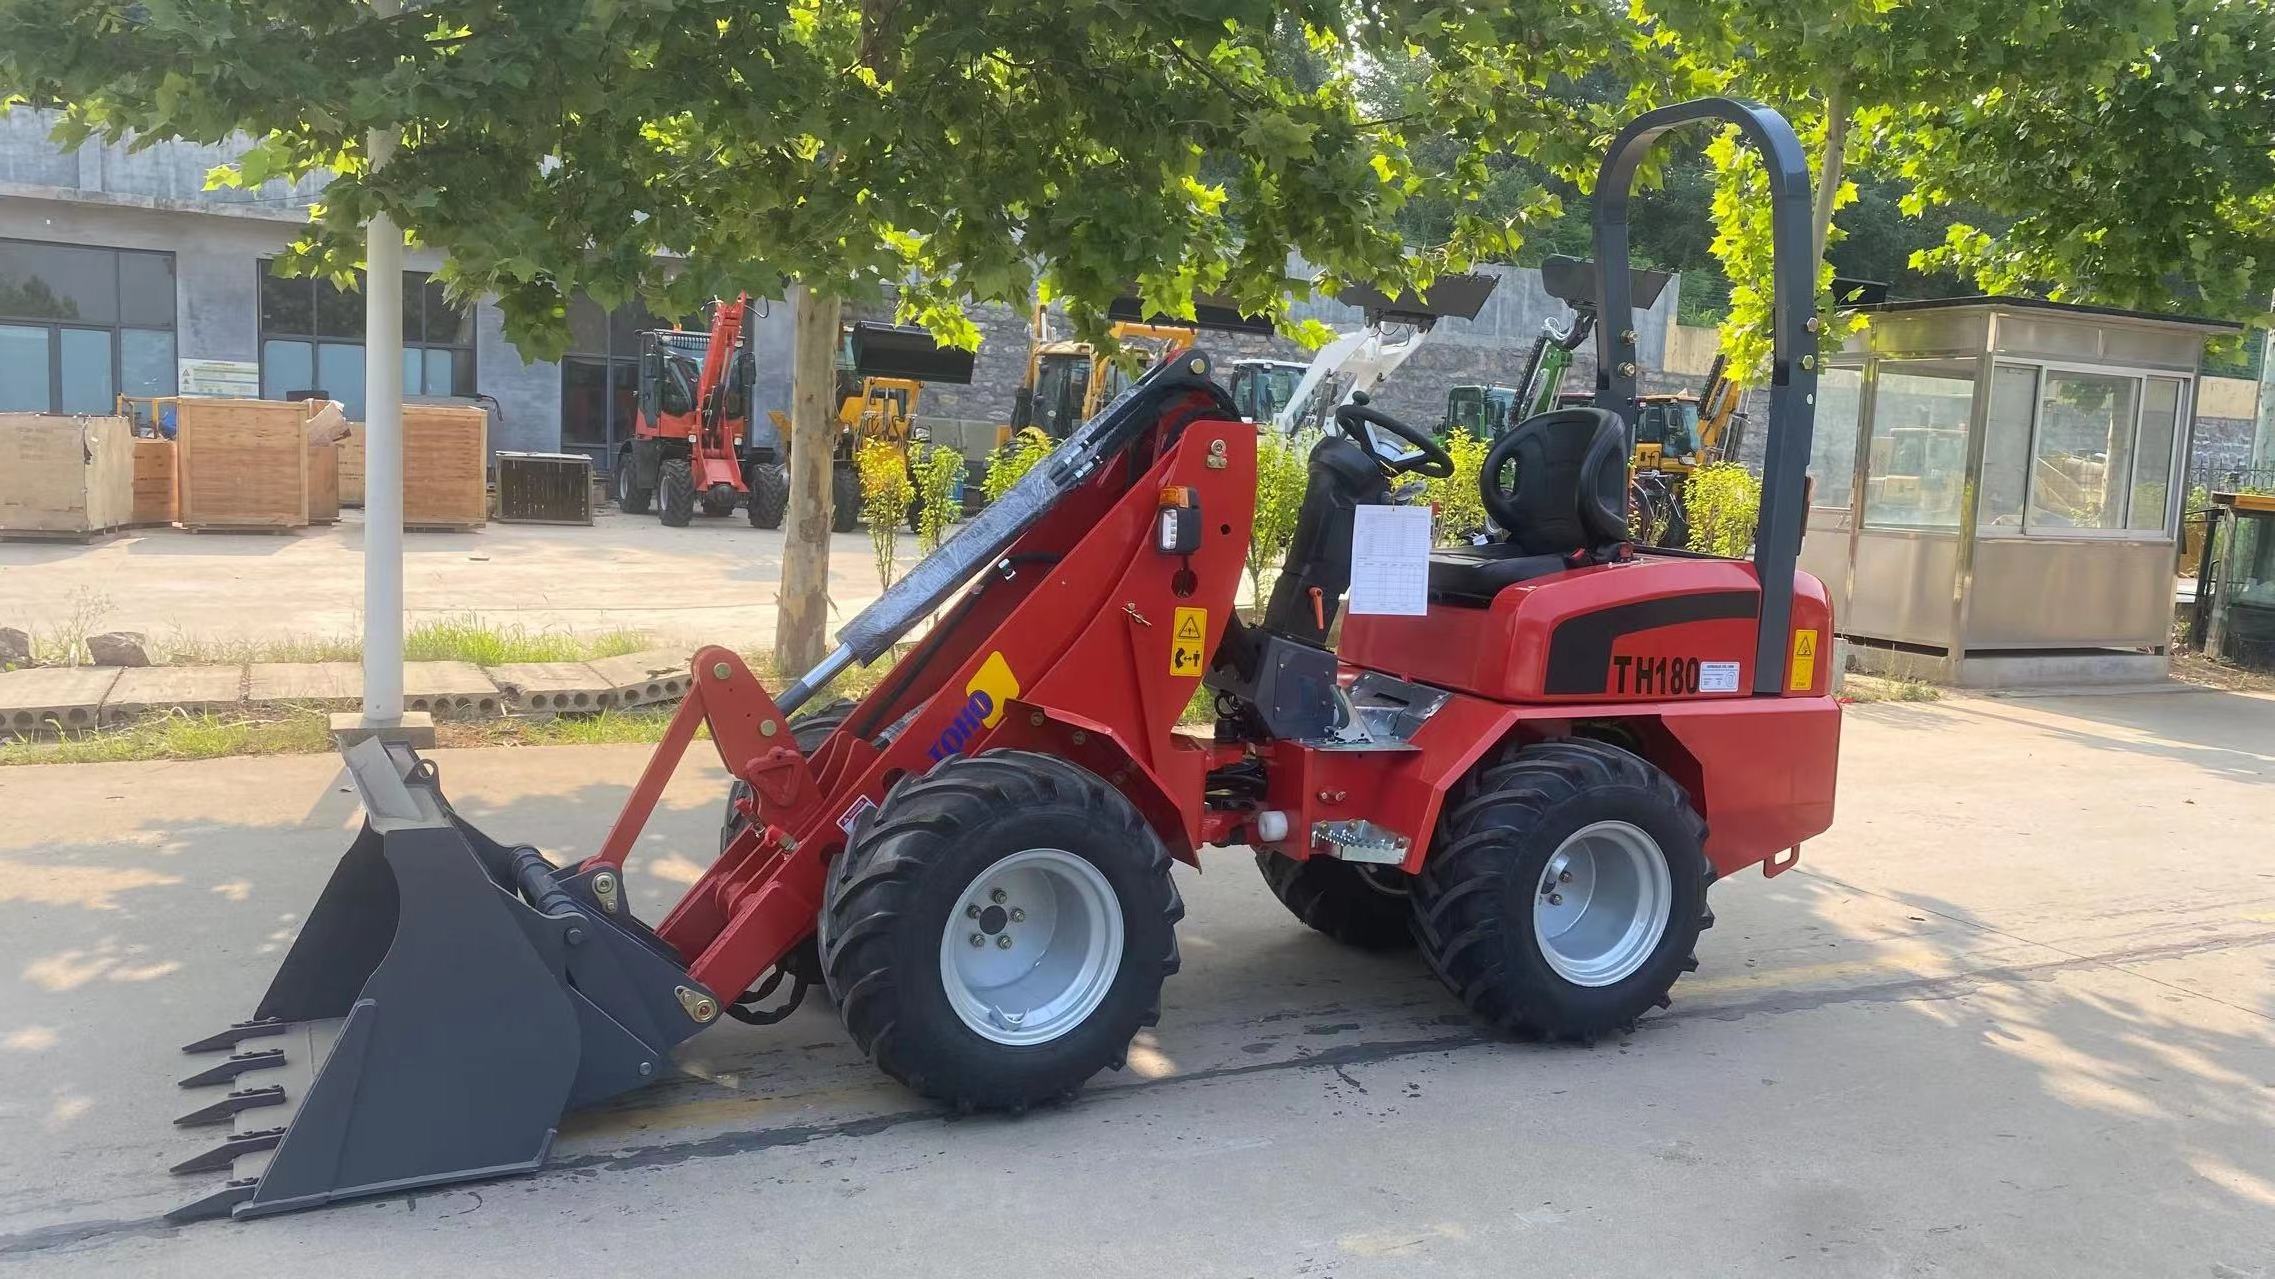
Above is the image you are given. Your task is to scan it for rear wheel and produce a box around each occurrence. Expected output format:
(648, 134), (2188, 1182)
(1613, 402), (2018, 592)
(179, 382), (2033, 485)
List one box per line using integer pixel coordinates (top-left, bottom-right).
(821, 750), (1181, 1109)
(829, 461), (861, 533)
(658, 457), (695, 527)
(747, 461), (788, 529)
(700, 483), (738, 518)
(615, 449), (652, 515)
(1255, 852), (1414, 950)
(1412, 738), (1709, 1039)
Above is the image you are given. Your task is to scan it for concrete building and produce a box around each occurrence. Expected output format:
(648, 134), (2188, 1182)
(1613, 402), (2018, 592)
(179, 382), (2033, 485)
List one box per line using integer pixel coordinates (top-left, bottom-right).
(2, 110), (1705, 475)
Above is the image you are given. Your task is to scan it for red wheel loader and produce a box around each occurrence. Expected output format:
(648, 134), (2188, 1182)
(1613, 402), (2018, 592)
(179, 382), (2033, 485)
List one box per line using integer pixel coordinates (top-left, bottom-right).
(168, 99), (1840, 1222)
(615, 296), (759, 527)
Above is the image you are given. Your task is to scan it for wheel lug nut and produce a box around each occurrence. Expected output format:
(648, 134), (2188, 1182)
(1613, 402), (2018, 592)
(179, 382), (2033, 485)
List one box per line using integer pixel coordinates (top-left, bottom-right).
(969, 932), (985, 947)
(1548, 893), (1564, 905)
(990, 889), (1007, 904)
(995, 934), (1013, 949)
(1010, 908), (1025, 923)
(966, 904), (981, 919)
(1558, 871), (1572, 883)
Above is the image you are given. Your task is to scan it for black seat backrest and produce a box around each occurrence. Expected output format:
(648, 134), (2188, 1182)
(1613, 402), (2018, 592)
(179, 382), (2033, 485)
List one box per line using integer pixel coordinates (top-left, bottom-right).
(1261, 434), (1390, 645)
(1482, 407), (1630, 557)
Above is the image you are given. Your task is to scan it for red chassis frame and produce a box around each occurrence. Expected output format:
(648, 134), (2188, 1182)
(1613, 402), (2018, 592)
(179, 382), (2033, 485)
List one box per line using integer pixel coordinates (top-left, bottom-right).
(578, 393), (1839, 1007)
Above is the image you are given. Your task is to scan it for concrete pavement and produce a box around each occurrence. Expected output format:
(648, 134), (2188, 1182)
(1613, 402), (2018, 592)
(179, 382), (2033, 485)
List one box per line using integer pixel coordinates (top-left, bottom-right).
(1, 688), (2271, 1275)
(0, 510), (916, 651)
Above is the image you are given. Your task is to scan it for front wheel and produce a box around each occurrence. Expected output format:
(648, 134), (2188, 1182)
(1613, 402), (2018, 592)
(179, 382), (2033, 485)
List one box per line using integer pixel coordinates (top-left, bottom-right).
(747, 462), (788, 529)
(615, 450), (652, 515)
(1412, 738), (1710, 1039)
(821, 750), (1182, 1109)
(658, 456), (695, 527)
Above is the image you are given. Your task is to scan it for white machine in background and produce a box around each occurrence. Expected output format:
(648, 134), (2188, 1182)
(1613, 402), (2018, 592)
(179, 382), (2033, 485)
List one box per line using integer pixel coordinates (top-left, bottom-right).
(1228, 272), (1500, 440)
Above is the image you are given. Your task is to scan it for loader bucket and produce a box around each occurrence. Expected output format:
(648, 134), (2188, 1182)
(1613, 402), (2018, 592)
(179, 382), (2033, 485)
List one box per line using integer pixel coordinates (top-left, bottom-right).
(168, 739), (718, 1222)
(846, 320), (977, 385)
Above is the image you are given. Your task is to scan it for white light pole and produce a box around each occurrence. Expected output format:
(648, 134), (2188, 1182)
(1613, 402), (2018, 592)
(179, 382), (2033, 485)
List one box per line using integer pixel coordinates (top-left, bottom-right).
(359, 0), (405, 730)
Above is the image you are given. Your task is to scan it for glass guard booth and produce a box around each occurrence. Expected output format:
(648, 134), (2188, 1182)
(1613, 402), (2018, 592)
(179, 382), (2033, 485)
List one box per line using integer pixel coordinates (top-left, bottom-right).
(1799, 297), (2240, 686)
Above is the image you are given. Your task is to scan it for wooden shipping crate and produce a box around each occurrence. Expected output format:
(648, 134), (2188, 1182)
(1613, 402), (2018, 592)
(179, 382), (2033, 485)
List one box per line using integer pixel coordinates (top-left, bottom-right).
(172, 397), (310, 530)
(307, 441), (340, 524)
(338, 423), (365, 506)
(0, 414), (134, 538)
(404, 404), (488, 528)
(131, 438), (176, 526)
(336, 405), (490, 529)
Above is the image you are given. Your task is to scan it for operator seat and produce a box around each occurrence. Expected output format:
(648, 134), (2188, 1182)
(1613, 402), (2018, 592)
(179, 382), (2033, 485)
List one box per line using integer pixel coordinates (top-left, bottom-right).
(1259, 433), (1392, 646)
(1429, 407), (1632, 605)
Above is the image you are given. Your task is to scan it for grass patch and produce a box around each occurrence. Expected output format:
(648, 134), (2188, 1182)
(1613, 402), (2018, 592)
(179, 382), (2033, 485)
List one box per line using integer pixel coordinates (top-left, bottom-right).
(0, 706), (335, 766)
(405, 616), (649, 665)
(1839, 674), (1942, 704)
(157, 615), (651, 667)
(162, 631), (364, 665)
(2170, 651), (2275, 694)
(2, 642), (1214, 767)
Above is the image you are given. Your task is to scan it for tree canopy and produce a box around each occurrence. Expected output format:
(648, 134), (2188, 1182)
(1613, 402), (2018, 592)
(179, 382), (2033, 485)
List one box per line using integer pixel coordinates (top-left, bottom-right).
(2, 1), (2265, 368)
(0, 1), (1644, 357)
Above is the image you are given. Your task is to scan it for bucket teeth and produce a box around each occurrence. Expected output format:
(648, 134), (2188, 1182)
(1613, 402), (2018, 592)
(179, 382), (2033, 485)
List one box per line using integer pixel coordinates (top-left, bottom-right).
(182, 1019), (287, 1055)
(165, 1178), (259, 1225)
(170, 1128), (286, 1176)
(174, 1084), (286, 1128)
(178, 1047), (285, 1089)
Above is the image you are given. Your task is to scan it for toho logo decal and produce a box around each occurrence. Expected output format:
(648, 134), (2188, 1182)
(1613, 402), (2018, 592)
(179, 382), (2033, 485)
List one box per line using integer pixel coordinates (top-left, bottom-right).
(927, 651), (1020, 762)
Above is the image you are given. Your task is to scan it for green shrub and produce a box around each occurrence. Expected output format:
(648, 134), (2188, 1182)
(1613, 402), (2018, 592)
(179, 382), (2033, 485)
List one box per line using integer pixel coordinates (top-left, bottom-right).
(982, 427), (1054, 501)
(910, 442), (963, 555)
(1248, 429), (1315, 601)
(1684, 462), (1762, 558)
(856, 439), (913, 590)
(1420, 426), (1488, 545)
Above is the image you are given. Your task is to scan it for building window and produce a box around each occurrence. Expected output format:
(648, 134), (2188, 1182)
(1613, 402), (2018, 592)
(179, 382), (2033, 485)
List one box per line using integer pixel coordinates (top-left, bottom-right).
(1809, 364), (1863, 511)
(1976, 364), (2039, 530)
(561, 294), (670, 466)
(258, 262), (475, 419)
(1862, 359), (1976, 530)
(0, 239), (177, 414)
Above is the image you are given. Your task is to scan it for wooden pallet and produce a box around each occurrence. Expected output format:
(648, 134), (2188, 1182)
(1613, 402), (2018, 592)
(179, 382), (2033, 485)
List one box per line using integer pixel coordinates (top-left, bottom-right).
(0, 525), (124, 544)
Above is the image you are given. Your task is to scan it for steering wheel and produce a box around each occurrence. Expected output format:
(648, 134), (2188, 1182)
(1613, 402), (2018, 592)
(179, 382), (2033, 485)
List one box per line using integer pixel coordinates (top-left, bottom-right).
(1333, 396), (1455, 478)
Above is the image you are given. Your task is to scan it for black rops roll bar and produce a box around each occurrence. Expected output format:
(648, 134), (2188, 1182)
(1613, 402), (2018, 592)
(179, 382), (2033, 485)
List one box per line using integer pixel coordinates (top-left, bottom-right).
(1591, 98), (1817, 697)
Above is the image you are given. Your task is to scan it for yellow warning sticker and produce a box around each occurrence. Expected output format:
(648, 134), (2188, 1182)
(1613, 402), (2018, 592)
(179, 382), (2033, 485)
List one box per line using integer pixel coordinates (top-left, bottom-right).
(1169, 607), (1208, 677)
(1790, 628), (1819, 691)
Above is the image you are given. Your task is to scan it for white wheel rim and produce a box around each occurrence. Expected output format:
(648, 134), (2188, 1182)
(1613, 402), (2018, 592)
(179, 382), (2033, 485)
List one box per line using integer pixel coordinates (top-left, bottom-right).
(1531, 820), (1672, 988)
(940, 848), (1123, 1046)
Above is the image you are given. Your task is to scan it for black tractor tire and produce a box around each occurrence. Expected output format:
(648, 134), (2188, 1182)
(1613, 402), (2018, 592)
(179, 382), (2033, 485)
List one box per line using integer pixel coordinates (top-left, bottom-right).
(701, 483), (739, 519)
(615, 450), (652, 515)
(830, 461), (861, 534)
(1255, 852), (1415, 950)
(820, 749), (1183, 1110)
(720, 699), (857, 855)
(658, 456), (696, 527)
(747, 461), (789, 529)
(1411, 738), (1710, 1040)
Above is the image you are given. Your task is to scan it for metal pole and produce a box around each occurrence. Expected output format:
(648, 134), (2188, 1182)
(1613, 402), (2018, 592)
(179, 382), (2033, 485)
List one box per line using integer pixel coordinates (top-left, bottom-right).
(359, 0), (404, 725)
